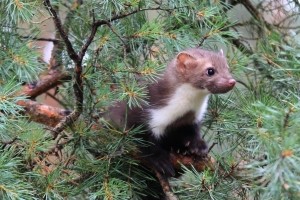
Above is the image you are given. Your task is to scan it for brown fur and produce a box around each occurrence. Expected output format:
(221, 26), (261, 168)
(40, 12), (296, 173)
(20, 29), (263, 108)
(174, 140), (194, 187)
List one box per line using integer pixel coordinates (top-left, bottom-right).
(147, 48), (235, 109)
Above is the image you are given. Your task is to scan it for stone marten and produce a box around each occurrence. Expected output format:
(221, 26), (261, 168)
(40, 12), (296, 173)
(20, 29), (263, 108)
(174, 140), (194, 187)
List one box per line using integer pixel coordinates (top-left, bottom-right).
(106, 48), (236, 177)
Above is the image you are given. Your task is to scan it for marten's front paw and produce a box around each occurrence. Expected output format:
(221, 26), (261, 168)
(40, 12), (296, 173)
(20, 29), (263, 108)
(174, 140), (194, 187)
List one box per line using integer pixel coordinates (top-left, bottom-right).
(174, 138), (208, 158)
(188, 138), (208, 157)
(145, 150), (175, 177)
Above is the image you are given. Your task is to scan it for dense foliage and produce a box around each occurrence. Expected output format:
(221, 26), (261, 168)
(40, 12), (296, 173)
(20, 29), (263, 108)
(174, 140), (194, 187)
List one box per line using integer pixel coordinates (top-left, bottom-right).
(0, 0), (300, 199)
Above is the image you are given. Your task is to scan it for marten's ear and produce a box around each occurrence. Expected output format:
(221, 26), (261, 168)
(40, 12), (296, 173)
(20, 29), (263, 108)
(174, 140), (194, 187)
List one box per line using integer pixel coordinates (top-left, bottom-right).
(176, 52), (197, 73)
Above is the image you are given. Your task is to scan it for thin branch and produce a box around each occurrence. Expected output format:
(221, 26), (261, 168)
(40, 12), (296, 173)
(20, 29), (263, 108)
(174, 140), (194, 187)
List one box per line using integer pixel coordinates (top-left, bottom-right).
(276, 12), (300, 25)
(79, 6), (182, 60)
(237, 0), (262, 22)
(154, 170), (178, 200)
(283, 107), (293, 130)
(32, 16), (52, 24)
(43, 0), (79, 62)
(45, 91), (68, 108)
(94, 6), (177, 27)
(44, 0), (84, 138)
(234, 0), (271, 35)
(197, 34), (210, 47)
(79, 23), (101, 60)
(22, 70), (71, 99)
(51, 110), (81, 138)
(208, 142), (218, 153)
(22, 36), (60, 43)
(72, 63), (84, 113)
(106, 23), (127, 48)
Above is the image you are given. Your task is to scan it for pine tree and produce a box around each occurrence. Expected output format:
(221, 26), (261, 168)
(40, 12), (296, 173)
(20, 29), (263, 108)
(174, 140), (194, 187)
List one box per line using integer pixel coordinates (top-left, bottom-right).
(0, 0), (300, 199)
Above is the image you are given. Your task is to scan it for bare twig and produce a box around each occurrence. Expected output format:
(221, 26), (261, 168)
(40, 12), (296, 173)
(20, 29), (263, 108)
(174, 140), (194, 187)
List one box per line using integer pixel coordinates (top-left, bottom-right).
(208, 142), (218, 153)
(78, 23), (100, 60)
(45, 91), (68, 107)
(22, 36), (60, 43)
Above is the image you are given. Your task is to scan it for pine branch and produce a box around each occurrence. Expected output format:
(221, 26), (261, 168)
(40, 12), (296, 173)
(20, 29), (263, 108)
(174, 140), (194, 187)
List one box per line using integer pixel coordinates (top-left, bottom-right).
(17, 100), (70, 128)
(80, 5), (186, 60)
(44, 0), (84, 137)
(17, 99), (215, 169)
(154, 170), (178, 200)
(22, 70), (70, 99)
(41, 2), (191, 139)
(43, 0), (79, 63)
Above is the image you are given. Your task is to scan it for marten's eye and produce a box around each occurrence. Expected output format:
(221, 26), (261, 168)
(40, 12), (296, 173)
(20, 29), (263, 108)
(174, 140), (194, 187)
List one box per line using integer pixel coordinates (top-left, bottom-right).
(206, 68), (215, 76)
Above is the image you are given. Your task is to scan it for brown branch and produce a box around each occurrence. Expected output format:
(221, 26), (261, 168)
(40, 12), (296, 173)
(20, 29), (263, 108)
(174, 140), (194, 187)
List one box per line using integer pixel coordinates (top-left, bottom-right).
(283, 107), (293, 130)
(43, 0), (79, 62)
(44, 0), (84, 138)
(233, 0), (272, 36)
(22, 36), (60, 43)
(17, 100), (71, 128)
(72, 64), (84, 112)
(50, 110), (81, 138)
(230, 38), (253, 55)
(79, 21), (101, 60)
(234, 0), (262, 22)
(22, 70), (70, 99)
(154, 170), (178, 200)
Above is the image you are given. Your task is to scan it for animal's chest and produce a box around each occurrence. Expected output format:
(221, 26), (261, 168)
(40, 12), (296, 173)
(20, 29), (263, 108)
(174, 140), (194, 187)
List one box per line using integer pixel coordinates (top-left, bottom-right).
(148, 84), (210, 138)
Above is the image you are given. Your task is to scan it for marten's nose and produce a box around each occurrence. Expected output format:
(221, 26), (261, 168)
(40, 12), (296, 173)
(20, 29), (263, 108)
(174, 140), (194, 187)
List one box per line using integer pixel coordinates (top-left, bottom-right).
(228, 79), (236, 87)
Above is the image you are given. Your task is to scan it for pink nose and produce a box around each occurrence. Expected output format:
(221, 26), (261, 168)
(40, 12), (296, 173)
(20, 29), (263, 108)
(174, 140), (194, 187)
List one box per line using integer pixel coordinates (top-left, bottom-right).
(228, 79), (236, 87)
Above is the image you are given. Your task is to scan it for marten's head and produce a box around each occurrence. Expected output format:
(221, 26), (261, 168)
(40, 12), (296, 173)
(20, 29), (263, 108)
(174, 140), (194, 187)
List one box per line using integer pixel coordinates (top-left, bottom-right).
(174, 48), (236, 94)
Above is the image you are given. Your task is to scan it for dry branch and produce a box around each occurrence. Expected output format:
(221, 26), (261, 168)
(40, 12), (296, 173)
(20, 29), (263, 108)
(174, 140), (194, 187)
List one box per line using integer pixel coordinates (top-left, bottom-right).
(17, 100), (70, 127)
(22, 70), (70, 99)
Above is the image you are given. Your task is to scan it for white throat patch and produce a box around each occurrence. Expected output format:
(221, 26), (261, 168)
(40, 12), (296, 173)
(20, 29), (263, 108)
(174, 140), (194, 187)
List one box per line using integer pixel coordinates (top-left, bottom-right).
(148, 83), (210, 138)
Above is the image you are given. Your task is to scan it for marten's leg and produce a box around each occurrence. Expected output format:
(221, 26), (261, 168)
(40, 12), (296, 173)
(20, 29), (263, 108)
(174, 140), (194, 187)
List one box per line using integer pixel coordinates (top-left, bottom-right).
(161, 123), (208, 157)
